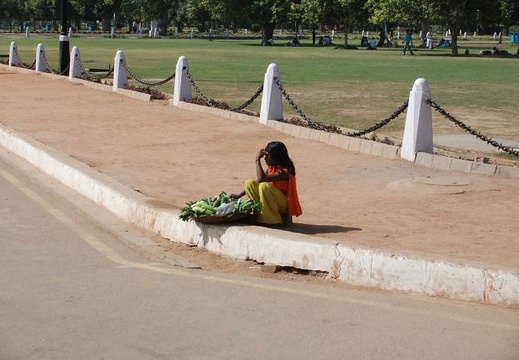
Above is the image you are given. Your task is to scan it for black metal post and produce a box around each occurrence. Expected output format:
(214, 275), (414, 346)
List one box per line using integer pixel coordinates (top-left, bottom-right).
(59, 0), (70, 74)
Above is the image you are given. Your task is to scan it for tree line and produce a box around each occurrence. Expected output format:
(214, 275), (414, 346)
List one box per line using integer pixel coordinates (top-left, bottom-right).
(1, 0), (518, 55)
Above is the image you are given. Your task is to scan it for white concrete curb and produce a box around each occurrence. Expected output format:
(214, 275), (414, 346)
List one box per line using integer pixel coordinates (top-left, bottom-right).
(0, 124), (518, 308)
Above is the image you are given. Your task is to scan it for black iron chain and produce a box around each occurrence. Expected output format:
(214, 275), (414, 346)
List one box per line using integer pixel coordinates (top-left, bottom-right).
(273, 77), (324, 129)
(40, 49), (57, 74)
(76, 54), (114, 80)
(183, 67), (216, 106)
(37, 49), (67, 75)
(274, 76), (408, 136)
(347, 101), (409, 137)
(427, 99), (519, 157)
(121, 59), (175, 87)
(184, 67), (261, 111)
(230, 84), (263, 111)
(13, 48), (35, 69)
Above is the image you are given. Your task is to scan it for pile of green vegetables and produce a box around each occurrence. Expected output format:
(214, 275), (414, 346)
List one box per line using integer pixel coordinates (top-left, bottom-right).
(179, 192), (262, 221)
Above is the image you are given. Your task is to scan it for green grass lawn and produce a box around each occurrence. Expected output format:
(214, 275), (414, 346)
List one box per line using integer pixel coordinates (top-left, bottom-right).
(2, 34), (518, 140)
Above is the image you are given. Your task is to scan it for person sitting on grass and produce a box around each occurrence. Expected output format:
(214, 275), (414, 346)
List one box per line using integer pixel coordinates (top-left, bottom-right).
(368, 37), (377, 50)
(230, 141), (302, 227)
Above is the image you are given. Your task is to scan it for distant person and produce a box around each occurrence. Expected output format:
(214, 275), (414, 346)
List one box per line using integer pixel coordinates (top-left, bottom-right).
(264, 38), (274, 46)
(402, 29), (414, 55)
(386, 31), (393, 47)
(290, 37), (301, 47)
(368, 37), (377, 50)
(322, 36), (331, 46)
(426, 31), (433, 49)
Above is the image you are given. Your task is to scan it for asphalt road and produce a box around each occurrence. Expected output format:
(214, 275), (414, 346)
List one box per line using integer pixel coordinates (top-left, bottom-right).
(1, 148), (518, 360)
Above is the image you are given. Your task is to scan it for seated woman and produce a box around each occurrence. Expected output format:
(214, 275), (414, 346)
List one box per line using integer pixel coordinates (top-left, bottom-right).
(231, 141), (302, 227)
(367, 37), (377, 50)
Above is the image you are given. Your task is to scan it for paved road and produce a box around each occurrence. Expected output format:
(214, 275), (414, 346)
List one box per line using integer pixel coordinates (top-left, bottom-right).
(1, 146), (519, 359)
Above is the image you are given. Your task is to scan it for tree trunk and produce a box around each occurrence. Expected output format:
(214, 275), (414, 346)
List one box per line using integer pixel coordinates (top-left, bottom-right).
(343, 28), (348, 47)
(450, 26), (459, 55)
(159, 11), (169, 36)
(102, 17), (111, 32)
(262, 23), (276, 45)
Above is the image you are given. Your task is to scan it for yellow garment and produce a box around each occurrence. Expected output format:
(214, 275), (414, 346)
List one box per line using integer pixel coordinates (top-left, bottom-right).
(267, 166), (302, 217)
(245, 179), (288, 224)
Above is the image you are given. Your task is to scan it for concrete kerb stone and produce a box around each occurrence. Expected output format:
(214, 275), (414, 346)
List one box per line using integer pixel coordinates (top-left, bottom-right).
(496, 165), (519, 179)
(470, 162), (497, 176)
(70, 77), (113, 93)
(1, 123), (519, 308)
(414, 152), (433, 167)
(449, 157), (474, 173)
(431, 154), (453, 170)
(116, 88), (151, 102)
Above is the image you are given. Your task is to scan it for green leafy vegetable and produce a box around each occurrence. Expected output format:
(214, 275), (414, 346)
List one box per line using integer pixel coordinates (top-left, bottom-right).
(179, 192), (262, 222)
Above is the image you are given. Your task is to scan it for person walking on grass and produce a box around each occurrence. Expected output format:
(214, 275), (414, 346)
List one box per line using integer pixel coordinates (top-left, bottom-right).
(403, 29), (414, 55)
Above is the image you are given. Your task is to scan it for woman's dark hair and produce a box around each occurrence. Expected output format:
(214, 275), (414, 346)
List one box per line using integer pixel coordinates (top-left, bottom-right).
(265, 141), (296, 175)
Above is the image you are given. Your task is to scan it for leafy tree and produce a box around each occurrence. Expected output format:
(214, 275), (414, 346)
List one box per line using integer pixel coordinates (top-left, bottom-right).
(182, 0), (213, 32)
(250, 0), (292, 44)
(299, 0), (323, 43)
(1, 0), (28, 31)
(366, 0), (472, 55)
(145, 0), (180, 35)
(24, 0), (55, 25)
(298, 0), (368, 45)
(331, 0), (369, 46)
(498, 0), (519, 40)
(69, 0), (98, 29)
(198, 0), (291, 44)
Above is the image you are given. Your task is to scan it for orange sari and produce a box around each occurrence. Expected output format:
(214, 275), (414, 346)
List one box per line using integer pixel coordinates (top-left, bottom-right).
(267, 166), (303, 217)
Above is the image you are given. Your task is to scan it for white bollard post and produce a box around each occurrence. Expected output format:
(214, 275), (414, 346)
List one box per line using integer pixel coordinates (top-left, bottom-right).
(25, 26), (30, 38)
(173, 56), (192, 106)
(9, 42), (19, 68)
(35, 43), (47, 73)
(112, 50), (128, 91)
(68, 27), (73, 38)
(259, 63), (283, 125)
(401, 78), (433, 161)
(69, 46), (82, 80)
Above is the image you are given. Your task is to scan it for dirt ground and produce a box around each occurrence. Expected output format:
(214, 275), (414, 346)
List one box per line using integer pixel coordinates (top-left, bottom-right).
(1, 67), (519, 275)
